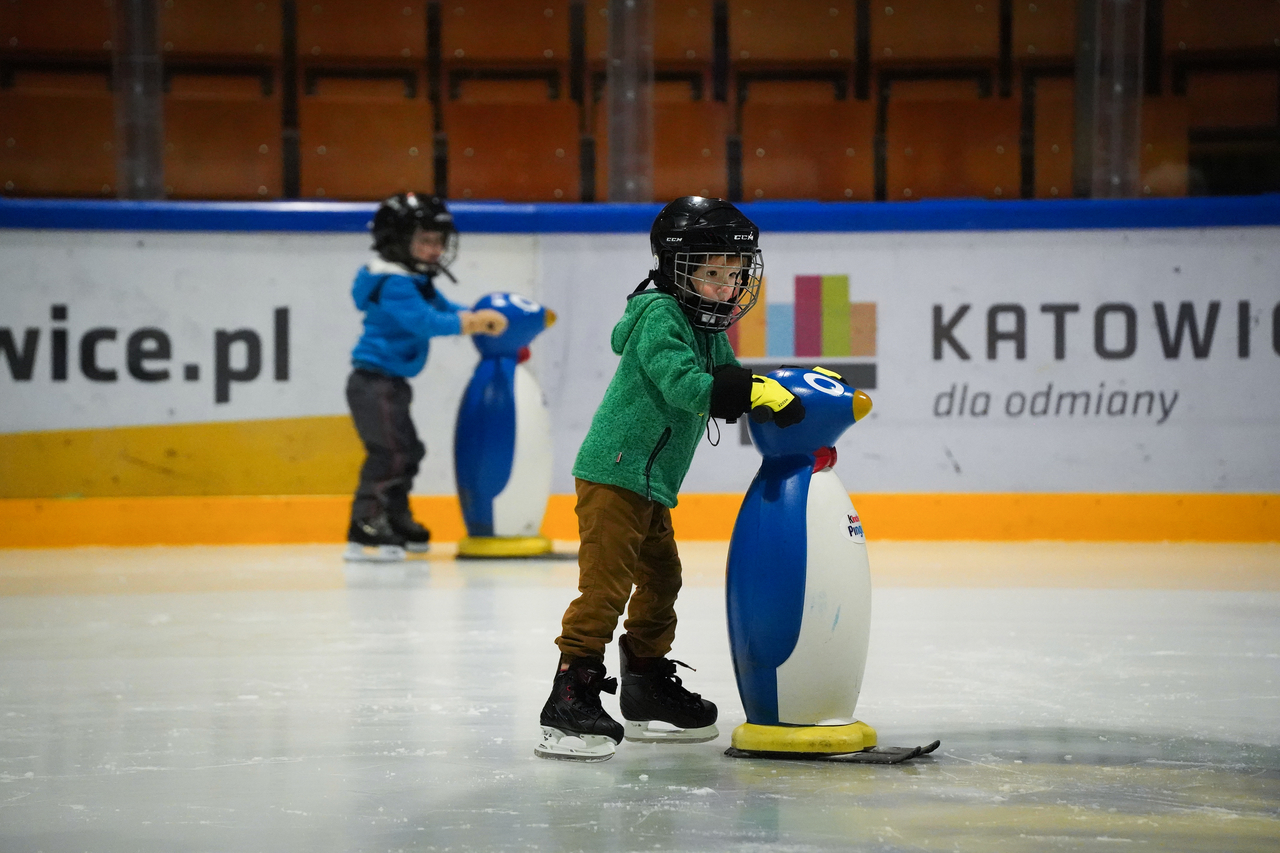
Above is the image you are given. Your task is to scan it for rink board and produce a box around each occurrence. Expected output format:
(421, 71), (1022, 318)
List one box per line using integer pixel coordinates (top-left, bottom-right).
(1, 198), (1278, 544)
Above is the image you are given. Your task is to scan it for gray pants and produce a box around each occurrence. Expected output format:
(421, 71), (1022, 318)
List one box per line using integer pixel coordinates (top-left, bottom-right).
(346, 368), (425, 525)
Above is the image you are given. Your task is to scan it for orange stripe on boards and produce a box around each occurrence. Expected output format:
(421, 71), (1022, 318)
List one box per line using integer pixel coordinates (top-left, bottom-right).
(553, 493), (1280, 543)
(855, 494), (1278, 542)
(0, 494), (1275, 548)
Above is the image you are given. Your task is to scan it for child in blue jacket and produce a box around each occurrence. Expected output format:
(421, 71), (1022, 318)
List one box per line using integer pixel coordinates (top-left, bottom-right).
(345, 193), (507, 561)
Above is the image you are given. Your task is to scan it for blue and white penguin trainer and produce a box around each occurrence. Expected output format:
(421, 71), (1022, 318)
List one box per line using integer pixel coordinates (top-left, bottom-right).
(453, 292), (558, 558)
(724, 366), (940, 764)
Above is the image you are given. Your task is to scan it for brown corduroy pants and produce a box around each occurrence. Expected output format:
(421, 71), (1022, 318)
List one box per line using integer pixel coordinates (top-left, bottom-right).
(555, 478), (684, 662)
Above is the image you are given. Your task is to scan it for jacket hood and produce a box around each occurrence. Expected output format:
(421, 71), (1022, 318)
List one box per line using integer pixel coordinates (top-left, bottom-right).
(611, 290), (674, 355)
(352, 258), (421, 310)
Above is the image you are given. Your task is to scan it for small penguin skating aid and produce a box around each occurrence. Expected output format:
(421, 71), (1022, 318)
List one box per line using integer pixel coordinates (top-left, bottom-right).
(454, 292), (558, 558)
(618, 635), (719, 743)
(724, 367), (939, 764)
(534, 659), (625, 762)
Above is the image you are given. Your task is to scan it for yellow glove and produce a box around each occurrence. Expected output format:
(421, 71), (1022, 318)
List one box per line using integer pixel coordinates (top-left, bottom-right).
(459, 308), (509, 336)
(750, 375), (806, 427)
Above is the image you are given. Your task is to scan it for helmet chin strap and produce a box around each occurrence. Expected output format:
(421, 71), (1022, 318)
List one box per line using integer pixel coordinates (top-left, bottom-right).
(630, 272), (665, 297)
(696, 302), (733, 329)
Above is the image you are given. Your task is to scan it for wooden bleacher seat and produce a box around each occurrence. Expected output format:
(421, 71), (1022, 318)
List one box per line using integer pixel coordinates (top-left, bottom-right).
(0, 0), (113, 55)
(1031, 86), (1190, 198)
(741, 95), (875, 200)
(1011, 0), (1076, 62)
(741, 78), (848, 103)
(441, 1), (571, 65)
(443, 100), (580, 200)
(1032, 75), (1074, 198)
(727, 1), (856, 65)
(885, 76), (991, 101)
(870, 0), (1000, 62)
(446, 67), (566, 107)
(649, 101), (730, 200)
(452, 76), (559, 103)
(886, 98), (1021, 199)
(0, 70), (115, 196)
(1141, 96), (1189, 196)
(593, 87), (730, 201)
(584, 1), (610, 63)
(164, 72), (283, 199)
(1185, 70), (1280, 129)
(585, 1), (715, 65)
(296, 0), (427, 61)
(298, 74), (433, 199)
(160, 0), (282, 58)
(1164, 0), (1280, 55)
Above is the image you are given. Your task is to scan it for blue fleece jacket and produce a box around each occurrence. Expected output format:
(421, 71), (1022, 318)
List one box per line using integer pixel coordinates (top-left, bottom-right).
(349, 258), (468, 377)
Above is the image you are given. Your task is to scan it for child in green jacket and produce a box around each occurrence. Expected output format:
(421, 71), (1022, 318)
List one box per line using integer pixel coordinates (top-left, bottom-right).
(535, 197), (806, 762)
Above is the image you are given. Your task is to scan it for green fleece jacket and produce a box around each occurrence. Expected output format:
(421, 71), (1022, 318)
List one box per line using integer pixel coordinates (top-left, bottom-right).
(572, 291), (740, 508)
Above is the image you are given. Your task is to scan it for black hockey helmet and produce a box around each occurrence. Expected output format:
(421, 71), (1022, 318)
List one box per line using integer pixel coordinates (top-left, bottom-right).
(370, 192), (458, 277)
(649, 196), (762, 331)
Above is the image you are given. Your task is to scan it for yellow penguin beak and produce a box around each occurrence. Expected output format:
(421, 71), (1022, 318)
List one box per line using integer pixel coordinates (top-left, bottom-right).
(544, 310), (558, 328)
(852, 389), (872, 422)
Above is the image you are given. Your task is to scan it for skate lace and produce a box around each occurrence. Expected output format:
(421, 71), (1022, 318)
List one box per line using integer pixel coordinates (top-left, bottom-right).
(566, 670), (617, 711)
(651, 659), (704, 709)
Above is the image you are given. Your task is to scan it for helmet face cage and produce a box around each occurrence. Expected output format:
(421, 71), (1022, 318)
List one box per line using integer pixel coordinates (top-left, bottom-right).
(669, 248), (763, 331)
(372, 193), (457, 276)
(418, 227), (458, 275)
(648, 196), (763, 332)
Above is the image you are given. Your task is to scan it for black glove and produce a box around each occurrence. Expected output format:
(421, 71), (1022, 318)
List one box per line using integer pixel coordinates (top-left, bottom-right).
(709, 365), (753, 422)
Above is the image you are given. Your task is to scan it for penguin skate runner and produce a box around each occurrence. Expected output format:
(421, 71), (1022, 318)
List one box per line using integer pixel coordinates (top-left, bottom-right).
(535, 658), (624, 761)
(619, 634), (718, 743)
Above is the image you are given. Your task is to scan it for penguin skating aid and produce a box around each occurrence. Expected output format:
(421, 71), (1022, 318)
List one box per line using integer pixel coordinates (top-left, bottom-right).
(453, 293), (557, 558)
(723, 367), (939, 764)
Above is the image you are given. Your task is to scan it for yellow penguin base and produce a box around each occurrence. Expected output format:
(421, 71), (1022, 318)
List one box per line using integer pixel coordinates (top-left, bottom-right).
(456, 535), (554, 558)
(731, 721), (878, 755)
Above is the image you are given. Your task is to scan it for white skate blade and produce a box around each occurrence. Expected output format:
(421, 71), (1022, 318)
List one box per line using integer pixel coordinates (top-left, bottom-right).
(403, 541), (430, 554)
(624, 719), (719, 744)
(342, 542), (406, 563)
(533, 726), (616, 762)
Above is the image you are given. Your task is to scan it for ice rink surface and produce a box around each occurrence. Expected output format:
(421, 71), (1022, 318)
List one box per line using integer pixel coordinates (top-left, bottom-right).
(1, 541), (1277, 852)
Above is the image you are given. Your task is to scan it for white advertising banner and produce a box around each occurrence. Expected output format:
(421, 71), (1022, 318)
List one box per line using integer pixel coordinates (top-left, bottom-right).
(2, 225), (1278, 496)
(543, 228), (1280, 496)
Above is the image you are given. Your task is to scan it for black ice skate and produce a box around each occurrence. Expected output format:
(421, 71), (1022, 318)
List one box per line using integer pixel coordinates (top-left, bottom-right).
(389, 512), (431, 553)
(618, 634), (719, 743)
(535, 658), (625, 762)
(343, 513), (407, 562)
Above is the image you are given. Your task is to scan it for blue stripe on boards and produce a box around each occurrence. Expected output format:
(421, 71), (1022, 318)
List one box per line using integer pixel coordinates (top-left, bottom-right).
(4, 196), (1280, 233)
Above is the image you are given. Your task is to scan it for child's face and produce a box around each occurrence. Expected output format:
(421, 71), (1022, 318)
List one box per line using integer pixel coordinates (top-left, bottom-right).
(410, 228), (446, 264)
(688, 254), (747, 303)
